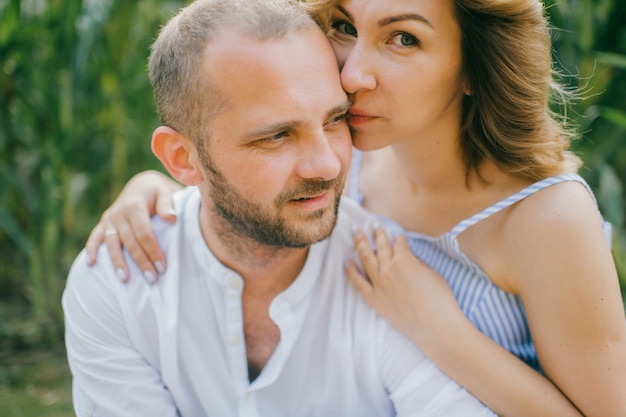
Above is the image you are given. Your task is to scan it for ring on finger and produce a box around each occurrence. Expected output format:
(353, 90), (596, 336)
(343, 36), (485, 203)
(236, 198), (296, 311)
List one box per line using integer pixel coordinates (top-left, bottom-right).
(104, 228), (118, 237)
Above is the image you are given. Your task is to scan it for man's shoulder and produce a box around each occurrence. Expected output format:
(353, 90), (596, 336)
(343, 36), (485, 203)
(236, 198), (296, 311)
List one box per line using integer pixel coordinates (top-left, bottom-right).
(154, 185), (200, 232)
(147, 186), (203, 254)
(315, 197), (375, 254)
(336, 197), (377, 233)
(67, 186), (201, 294)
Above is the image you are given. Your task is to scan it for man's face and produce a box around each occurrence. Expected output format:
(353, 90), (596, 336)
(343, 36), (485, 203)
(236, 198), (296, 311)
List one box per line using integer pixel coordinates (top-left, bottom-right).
(196, 28), (352, 248)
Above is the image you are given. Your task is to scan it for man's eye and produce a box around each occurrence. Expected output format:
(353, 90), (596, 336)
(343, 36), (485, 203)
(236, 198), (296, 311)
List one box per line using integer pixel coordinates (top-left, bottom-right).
(266, 132), (287, 141)
(325, 113), (348, 130)
(330, 20), (357, 37)
(330, 113), (348, 124)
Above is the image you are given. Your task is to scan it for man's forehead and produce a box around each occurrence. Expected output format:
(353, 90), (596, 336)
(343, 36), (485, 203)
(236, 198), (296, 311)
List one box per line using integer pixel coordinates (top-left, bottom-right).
(202, 27), (346, 133)
(204, 27), (330, 73)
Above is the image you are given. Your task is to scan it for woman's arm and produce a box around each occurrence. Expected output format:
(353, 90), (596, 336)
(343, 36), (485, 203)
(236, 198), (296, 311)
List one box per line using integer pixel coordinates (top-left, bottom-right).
(505, 181), (626, 417)
(87, 161), (356, 282)
(346, 228), (585, 417)
(85, 170), (183, 282)
(347, 180), (626, 416)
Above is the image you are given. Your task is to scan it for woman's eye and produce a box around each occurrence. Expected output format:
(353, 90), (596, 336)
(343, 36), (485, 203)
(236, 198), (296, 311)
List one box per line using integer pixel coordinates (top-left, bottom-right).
(330, 20), (357, 37)
(390, 32), (419, 47)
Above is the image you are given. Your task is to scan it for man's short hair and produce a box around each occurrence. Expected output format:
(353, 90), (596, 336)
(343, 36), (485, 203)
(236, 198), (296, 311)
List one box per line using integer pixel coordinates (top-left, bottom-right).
(149, 0), (317, 143)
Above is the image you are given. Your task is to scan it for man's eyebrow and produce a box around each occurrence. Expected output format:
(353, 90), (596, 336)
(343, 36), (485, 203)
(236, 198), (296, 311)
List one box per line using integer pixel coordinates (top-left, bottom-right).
(245, 121), (301, 139)
(328, 100), (352, 119)
(243, 100), (351, 139)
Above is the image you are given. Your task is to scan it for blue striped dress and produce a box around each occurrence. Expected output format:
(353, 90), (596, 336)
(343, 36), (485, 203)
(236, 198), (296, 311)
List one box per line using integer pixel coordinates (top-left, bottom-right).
(347, 151), (612, 371)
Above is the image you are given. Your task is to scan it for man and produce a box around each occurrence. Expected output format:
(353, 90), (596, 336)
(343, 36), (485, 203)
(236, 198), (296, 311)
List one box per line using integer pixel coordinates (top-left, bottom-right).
(63, 0), (494, 415)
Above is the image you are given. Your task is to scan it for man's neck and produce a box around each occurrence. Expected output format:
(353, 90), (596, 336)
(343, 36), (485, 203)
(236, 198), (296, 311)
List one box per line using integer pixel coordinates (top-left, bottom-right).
(198, 201), (309, 288)
(199, 201), (310, 382)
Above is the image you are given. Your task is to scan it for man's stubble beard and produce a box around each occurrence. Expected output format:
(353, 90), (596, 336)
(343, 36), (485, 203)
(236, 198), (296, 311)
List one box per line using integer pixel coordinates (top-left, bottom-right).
(198, 146), (344, 249)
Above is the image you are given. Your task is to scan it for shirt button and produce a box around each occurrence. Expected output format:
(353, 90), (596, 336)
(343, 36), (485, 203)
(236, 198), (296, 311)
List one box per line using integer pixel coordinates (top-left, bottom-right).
(229, 335), (241, 346)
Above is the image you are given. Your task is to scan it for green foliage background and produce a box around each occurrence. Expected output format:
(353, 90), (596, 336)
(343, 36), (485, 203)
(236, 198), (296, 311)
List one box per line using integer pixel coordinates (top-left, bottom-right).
(0, 0), (625, 352)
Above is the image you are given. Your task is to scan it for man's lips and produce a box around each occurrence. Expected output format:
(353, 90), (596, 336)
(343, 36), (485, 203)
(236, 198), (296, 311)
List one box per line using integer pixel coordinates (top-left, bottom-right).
(290, 191), (327, 202)
(289, 191), (330, 209)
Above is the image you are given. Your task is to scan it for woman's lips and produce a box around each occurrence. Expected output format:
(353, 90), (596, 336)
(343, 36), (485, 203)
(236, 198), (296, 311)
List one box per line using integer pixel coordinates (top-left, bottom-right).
(348, 109), (377, 126)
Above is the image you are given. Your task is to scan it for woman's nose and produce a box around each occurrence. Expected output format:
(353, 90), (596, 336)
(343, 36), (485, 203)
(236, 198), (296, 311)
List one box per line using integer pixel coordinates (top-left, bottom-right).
(339, 45), (376, 94)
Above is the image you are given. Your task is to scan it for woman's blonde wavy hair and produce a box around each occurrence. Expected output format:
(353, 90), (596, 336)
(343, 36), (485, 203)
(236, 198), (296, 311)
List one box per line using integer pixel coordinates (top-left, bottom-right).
(304, 0), (582, 182)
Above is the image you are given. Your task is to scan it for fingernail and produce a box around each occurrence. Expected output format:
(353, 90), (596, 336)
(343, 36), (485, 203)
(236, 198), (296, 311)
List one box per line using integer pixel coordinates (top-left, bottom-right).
(116, 268), (127, 282)
(155, 260), (165, 274)
(371, 221), (382, 231)
(166, 209), (177, 217)
(144, 270), (157, 284)
(351, 225), (361, 237)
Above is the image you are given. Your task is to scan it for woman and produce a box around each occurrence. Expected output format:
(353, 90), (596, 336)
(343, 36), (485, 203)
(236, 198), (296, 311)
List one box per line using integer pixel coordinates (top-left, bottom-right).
(86, 0), (626, 415)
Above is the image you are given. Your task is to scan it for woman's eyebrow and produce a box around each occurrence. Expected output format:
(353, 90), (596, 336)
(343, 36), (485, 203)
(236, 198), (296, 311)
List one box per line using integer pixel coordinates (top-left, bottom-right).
(379, 14), (433, 29)
(334, 5), (433, 29)
(335, 5), (353, 21)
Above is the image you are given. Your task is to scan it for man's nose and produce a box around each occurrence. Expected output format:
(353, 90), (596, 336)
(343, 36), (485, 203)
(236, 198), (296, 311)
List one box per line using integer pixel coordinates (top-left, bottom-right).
(295, 132), (343, 181)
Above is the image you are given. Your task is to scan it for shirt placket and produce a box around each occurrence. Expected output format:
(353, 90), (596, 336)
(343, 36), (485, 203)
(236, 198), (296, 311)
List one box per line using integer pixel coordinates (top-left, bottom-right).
(222, 271), (254, 414)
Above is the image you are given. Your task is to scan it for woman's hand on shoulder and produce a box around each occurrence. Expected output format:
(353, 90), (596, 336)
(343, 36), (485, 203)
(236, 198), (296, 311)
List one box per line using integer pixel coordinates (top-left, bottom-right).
(85, 170), (183, 283)
(345, 223), (464, 351)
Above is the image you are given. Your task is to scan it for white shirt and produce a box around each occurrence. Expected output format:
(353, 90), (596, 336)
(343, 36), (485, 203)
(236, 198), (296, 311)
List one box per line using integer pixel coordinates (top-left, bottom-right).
(63, 187), (494, 417)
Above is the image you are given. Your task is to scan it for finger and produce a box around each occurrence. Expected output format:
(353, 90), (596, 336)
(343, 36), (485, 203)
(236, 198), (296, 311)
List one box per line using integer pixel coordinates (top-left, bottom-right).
(115, 219), (159, 285)
(353, 227), (380, 280)
(372, 223), (392, 264)
(345, 260), (376, 306)
(85, 223), (105, 266)
(155, 195), (177, 224)
(127, 209), (167, 276)
(103, 227), (130, 282)
(393, 234), (411, 255)
(394, 235), (424, 266)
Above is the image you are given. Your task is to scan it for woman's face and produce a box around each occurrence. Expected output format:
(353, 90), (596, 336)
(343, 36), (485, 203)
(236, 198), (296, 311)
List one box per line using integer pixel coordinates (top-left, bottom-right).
(327, 0), (469, 151)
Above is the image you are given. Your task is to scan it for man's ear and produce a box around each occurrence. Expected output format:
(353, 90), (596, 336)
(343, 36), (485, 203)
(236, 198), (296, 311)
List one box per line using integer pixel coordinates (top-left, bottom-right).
(151, 126), (204, 186)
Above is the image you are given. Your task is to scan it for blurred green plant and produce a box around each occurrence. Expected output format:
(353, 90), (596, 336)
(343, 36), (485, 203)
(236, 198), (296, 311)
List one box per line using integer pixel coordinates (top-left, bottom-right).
(0, 0), (185, 347)
(545, 0), (626, 301)
(0, 0), (624, 350)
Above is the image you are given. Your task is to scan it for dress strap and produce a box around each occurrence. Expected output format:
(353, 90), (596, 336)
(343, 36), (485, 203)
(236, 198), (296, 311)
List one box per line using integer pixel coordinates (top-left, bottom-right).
(450, 174), (594, 237)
